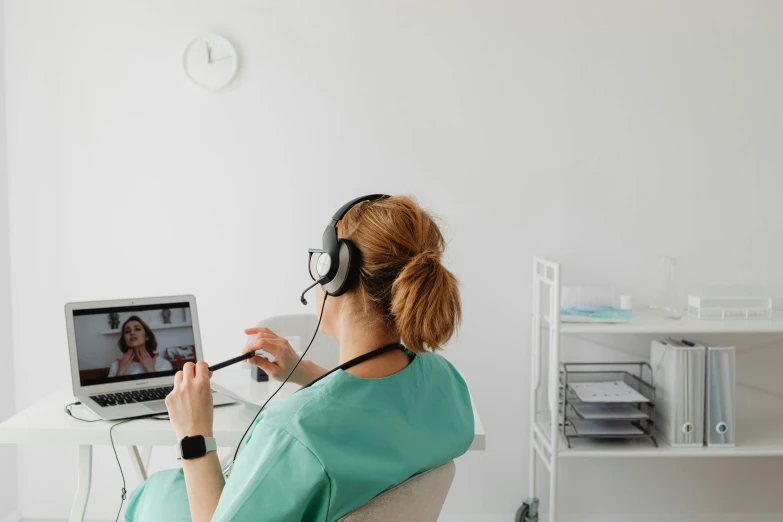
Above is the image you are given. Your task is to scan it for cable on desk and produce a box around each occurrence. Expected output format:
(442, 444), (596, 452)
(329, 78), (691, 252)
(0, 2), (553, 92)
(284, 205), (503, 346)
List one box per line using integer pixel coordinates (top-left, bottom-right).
(64, 401), (101, 422)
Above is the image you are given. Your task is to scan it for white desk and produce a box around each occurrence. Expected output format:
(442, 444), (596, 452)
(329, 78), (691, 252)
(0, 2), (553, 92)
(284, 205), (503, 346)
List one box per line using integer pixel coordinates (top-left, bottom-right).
(0, 386), (485, 522)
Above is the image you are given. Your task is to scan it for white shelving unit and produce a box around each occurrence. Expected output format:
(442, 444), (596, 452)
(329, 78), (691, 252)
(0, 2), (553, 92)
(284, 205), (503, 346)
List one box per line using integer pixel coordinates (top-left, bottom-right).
(99, 322), (192, 335)
(522, 257), (783, 522)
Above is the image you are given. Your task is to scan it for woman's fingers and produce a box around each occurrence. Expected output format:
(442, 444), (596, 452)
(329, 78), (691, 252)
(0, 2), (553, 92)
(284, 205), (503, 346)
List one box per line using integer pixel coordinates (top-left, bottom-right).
(174, 370), (183, 387)
(182, 362), (196, 381)
(195, 361), (210, 381)
(243, 327), (279, 337)
(242, 336), (287, 356)
(247, 356), (277, 374)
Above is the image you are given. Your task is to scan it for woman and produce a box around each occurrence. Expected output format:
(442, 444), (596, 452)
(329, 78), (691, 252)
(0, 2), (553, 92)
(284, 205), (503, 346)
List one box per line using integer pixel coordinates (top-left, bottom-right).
(125, 196), (474, 521)
(108, 316), (173, 377)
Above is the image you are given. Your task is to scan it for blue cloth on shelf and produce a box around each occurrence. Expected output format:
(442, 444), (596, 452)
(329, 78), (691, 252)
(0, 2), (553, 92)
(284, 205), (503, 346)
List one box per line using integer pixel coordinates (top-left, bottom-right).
(560, 306), (632, 323)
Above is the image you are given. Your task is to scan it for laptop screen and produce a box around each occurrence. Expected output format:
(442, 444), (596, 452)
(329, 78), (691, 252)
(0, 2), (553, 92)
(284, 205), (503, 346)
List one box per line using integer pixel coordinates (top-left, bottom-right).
(73, 302), (197, 387)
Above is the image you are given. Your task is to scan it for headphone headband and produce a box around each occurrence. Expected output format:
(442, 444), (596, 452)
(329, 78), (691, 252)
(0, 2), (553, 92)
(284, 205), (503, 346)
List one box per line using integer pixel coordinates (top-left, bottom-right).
(312, 194), (390, 298)
(330, 194), (389, 222)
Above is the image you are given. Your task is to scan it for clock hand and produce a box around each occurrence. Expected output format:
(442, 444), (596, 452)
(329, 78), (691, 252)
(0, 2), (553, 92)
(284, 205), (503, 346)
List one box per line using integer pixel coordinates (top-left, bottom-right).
(205, 42), (212, 63)
(208, 55), (233, 63)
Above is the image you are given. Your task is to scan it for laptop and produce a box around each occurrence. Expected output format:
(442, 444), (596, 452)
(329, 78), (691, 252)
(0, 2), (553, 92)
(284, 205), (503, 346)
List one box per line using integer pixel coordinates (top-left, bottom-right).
(65, 295), (234, 420)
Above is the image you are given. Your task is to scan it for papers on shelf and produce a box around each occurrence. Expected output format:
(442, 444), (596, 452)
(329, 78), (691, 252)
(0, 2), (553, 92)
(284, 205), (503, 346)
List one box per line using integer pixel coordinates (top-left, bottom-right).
(570, 402), (649, 420)
(569, 381), (650, 403)
(569, 418), (645, 436)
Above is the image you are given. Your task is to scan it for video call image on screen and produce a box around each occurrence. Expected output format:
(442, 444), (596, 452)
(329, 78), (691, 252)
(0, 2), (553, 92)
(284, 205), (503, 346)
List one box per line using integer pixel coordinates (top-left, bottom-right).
(73, 303), (197, 386)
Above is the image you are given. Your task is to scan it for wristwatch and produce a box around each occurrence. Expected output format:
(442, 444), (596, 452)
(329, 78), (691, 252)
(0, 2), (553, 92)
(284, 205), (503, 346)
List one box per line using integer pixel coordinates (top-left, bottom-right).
(175, 435), (218, 460)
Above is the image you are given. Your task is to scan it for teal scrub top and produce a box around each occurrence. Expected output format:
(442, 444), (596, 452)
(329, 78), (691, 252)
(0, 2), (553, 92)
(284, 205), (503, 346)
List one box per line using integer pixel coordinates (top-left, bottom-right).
(125, 352), (474, 521)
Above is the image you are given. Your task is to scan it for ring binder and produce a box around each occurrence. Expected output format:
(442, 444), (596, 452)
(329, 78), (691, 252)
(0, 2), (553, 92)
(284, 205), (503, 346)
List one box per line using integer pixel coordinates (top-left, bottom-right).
(705, 346), (736, 447)
(651, 340), (706, 447)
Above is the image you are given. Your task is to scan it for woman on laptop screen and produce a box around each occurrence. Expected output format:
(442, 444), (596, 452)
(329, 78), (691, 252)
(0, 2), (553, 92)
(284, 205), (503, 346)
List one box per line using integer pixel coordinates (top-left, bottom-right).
(108, 316), (173, 377)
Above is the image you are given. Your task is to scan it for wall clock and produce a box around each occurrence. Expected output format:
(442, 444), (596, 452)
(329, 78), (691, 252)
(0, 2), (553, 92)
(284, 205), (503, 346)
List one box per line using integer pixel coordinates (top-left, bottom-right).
(183, 33), (239, 91)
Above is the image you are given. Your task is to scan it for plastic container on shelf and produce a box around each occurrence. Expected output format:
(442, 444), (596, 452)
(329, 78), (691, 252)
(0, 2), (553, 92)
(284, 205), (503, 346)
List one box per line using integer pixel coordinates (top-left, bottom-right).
(652, 257), (683, 319)
(688, 292), (772, 320)
(560, 285), (632, 323)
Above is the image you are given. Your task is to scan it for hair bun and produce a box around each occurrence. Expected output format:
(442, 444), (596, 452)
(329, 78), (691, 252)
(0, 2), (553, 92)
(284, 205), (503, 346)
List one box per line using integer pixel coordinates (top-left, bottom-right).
(407, 250), (441, 268)
(338, 195), (461, 353)
(391, 249), (460, 352)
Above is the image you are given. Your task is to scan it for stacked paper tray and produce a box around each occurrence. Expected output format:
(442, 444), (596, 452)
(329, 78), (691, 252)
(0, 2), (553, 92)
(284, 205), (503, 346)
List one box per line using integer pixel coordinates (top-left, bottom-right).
(559, 363), (658, 448)
(570, 402), (650, 421)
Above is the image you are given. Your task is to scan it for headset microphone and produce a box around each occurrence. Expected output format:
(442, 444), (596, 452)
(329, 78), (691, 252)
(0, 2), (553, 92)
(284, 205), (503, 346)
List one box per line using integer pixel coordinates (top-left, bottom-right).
(300, 278), (325, 305)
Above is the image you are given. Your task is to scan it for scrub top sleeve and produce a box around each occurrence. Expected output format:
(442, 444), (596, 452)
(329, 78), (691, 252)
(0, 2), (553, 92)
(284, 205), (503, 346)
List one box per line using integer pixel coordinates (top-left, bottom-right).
(212, 423), (331, 522)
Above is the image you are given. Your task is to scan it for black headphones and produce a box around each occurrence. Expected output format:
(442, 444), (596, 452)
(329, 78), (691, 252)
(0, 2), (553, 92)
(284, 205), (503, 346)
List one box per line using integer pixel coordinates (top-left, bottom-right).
(301, 194), (389, 304)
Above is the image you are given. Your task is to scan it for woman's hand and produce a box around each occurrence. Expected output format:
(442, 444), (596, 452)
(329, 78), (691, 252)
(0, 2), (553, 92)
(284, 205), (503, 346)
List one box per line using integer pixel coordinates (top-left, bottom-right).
(165, 362), (214, 441)
(242, 327), (326, 386)
(116, 350), (134, 376)
(136, 347), (157, 373)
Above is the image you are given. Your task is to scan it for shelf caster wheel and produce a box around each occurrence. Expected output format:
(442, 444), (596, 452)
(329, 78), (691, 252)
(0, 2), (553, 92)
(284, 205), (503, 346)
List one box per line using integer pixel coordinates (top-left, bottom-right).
(516, 497), (539, 522)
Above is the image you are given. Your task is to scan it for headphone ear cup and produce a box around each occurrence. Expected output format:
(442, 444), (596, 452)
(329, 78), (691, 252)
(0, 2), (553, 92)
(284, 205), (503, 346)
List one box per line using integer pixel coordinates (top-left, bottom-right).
(325, 239), (360, 297)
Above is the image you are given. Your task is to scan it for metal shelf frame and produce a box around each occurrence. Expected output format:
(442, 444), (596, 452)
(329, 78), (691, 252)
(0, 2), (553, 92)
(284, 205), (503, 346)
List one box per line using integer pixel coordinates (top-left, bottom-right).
(524, 257), (783, 521)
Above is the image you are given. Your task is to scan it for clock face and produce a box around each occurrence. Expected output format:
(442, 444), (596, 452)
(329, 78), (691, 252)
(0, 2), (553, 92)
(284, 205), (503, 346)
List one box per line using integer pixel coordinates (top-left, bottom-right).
(183, 33), (239, 91)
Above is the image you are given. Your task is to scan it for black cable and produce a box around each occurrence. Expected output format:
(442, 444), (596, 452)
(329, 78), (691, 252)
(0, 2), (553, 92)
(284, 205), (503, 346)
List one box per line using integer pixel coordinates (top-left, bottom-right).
(63, 402), (130, 521)
(64, 401), (102, 422)
(64, 402), (171, 520)
(230, 292), (328, 468)
(108, 418), (134, 522)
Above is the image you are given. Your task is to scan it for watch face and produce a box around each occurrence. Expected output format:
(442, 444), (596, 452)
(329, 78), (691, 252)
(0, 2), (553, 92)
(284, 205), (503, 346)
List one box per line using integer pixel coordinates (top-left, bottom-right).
(181, 435), (207, 459)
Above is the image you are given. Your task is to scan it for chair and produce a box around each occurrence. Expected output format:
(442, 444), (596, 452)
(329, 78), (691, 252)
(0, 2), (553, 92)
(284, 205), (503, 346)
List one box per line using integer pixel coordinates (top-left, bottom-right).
(339, 460), (456, 522)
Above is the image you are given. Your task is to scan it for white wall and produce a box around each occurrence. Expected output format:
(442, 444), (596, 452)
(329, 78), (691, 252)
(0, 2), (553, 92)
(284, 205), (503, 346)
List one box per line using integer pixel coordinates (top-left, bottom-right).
(0, 0), (18, 518)
(5, 1), (783, 520)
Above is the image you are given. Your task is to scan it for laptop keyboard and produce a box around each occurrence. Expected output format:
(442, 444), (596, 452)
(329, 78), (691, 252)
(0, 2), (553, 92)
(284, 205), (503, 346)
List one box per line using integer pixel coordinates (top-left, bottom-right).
(90, 386), (174, 407)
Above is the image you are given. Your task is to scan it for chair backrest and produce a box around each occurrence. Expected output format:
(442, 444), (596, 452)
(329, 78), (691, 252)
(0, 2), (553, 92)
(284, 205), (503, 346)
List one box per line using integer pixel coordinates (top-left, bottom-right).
(338, 460), (456, 522)
(252, 314), (339, 370)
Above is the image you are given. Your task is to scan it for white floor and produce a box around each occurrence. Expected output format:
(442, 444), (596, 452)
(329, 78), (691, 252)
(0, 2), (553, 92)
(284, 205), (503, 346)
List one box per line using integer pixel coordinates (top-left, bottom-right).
(560, 516), (783, 522)
(440, 513), (783, 522)
(12, 514), (783, 522)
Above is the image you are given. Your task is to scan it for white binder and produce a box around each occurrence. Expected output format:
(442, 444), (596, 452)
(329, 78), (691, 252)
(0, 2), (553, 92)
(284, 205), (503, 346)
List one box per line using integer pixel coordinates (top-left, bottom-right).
(651, 340), (706, 447)
(705, 346), (736, 447)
